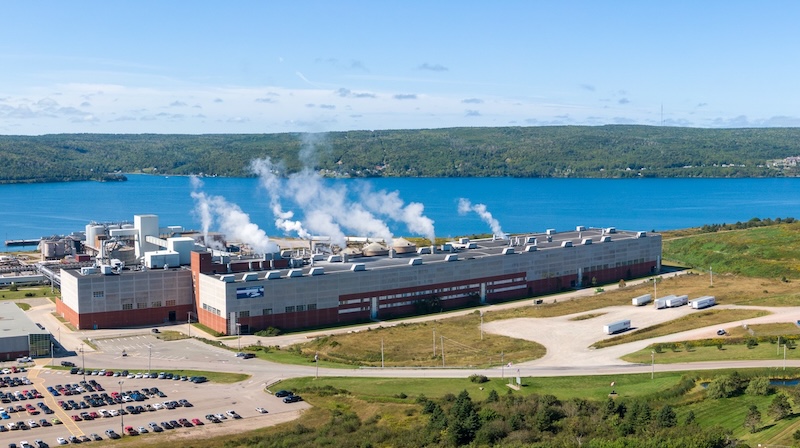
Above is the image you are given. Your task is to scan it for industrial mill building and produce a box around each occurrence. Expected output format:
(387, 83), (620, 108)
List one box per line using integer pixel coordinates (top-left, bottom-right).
(56, 215), (662, 335)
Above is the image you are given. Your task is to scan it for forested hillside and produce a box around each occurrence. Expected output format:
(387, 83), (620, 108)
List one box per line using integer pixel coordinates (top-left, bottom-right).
(2, 125), (800, 183)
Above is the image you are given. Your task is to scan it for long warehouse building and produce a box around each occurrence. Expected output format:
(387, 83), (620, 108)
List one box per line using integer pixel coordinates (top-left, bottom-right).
(57, 221), (661, 335)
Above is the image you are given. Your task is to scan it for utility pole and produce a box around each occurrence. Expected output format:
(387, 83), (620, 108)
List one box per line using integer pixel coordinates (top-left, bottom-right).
(441, 336), (445, 367)
(315, 352), (319, 379)
(381, 338), (384, 368)
(432, 329), (436, 357)
(118, 380), (124, 437)
(148, 345), (152, 375)
(78, 344), (86, 382)
(236, 322), (241, 352)
(710, 266), (713, 286)
(480, 312), (483, 340)
(651, 350), (655, 380)
(784, 344), (787, 371)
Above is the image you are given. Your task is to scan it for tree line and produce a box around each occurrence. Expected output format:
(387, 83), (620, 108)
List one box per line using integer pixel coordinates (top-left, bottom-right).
(2, 125), (800, 183)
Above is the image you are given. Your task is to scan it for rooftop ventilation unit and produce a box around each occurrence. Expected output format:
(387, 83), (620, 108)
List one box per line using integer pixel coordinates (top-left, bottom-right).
(502, 247), (515, 255)
(600, 236), (612, 243)
(220, 274), (235, 283)
(417, 247), (431, 255)
(287, 269), (303, 278)
(576, 226), (586, 231)
(636, 231), (647, 238)
(408, 258), (423, 266)
(581, 238), (592, 245)
(444, 254), (458, 262)
(525, 236), (537, 244)
(327, 255), (342, 263)
(546, 229), (556, 235)
(350, 263), (366, 271)
(309, 267), (324, 276)
(605, 227), (617, 234)
(265, 271), (281, 280)
(561, 241), (573, 248)
(524, 245), (537, 252)
(242, 273), (258, 281)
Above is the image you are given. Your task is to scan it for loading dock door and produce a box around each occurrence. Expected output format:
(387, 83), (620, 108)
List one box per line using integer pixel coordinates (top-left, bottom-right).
(168, 311), (176, 322)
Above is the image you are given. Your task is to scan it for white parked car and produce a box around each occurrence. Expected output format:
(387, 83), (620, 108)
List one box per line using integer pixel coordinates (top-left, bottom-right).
(56, 437), (67, 445)
(256, 407), (268, 414)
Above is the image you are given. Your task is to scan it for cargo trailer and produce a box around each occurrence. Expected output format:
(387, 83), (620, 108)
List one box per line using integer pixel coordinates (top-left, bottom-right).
(632, 294), (652, 306)
(653, 294), (676, 309)
(690, 296), (716, 309)
(603, 320), (631, 335)
(665, 295), (688, 308)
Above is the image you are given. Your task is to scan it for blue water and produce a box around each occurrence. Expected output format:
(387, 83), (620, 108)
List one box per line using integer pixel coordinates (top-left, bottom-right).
(2, 175), (800, 252)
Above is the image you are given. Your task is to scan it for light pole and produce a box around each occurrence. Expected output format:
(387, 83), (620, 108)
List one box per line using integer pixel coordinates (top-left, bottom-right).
(118, 380), (124, 437)
(78, 344), (86, 382)
(236, 323), (241, 352)
(147, 345), (152, 375)
(50, 342), (54, 367)
(784, 344), (787, 371)
(651, 350), (655, 380)
(187, 312), (191, 338)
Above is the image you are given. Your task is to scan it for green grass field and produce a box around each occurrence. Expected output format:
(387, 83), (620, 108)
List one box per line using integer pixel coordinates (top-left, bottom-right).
(623, 341), (798, 364)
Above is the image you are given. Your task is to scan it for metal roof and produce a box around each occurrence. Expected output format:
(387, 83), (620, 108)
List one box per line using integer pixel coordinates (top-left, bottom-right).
(0, 301), (48, 338)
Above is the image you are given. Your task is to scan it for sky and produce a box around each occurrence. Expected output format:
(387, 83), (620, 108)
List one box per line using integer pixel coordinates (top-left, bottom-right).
(2, 1), (800, 135)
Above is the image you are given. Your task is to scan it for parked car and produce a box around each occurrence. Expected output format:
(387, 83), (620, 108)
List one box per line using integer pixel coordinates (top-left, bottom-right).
(59, 362), (75, 368)
(256, 407), (268, 414)
(274, 390), (292, 398)
(283, 395), (303, 403)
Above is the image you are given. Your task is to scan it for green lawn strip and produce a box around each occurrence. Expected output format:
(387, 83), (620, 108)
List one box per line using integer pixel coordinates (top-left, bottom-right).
(51, 312), (77, 331)
(155, 330), (189, 341)
(16, 302), (31, 310)
(622, 342), (798, 364)
(274, 372), (686, 403)
(0, 285), (52, 301)
(731, 292), (800, 306)
(592, 309), (770, 349)
(726, 322), (800, 339)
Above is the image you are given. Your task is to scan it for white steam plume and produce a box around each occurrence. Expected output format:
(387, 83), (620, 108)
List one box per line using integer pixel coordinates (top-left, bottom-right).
(250, 159), (310, 239)
(358, 184), (436, 243)
(284, 169), (393, 246)
(190, 176), (213, 244)
(457, 198), (508, 239)
(191, 178), (279, 254)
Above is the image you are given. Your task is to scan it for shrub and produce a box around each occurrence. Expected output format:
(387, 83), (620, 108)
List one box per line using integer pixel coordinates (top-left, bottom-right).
(255, 327), (282, 337)
(469, 374), (489, 384)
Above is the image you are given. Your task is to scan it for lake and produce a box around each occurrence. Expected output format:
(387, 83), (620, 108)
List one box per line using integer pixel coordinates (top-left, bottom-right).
(2, 175), (800, 252)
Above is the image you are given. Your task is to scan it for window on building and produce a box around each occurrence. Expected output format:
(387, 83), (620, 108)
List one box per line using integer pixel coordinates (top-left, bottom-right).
(137, 302), (147, 309)
(165, 299), (176, 307)
(92, 291), (104, 298)
(296, 304), (305, 312)
(307, 303), (317, 311)
(239, 310), (250, 318)
(262, 308), (272, 315)
(151, 301), (162, 308)
(285, 306), (296, 313)
(122, 303), (133, 310)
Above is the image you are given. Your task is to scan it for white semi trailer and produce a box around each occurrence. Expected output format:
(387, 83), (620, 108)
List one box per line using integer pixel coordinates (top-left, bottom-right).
(666, 294), (688, 308)
(604, 319), (631, 335)
(691, 296), (716, 309)
(653, 294), (676, 309)
(632, 294), (652, 306)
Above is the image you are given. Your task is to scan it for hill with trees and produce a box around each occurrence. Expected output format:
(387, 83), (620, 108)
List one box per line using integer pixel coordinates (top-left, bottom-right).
(2, 125), (800, 183)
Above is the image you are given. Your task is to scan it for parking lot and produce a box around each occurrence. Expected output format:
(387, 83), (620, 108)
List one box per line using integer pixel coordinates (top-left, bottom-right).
(0, 366), (309, 447)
